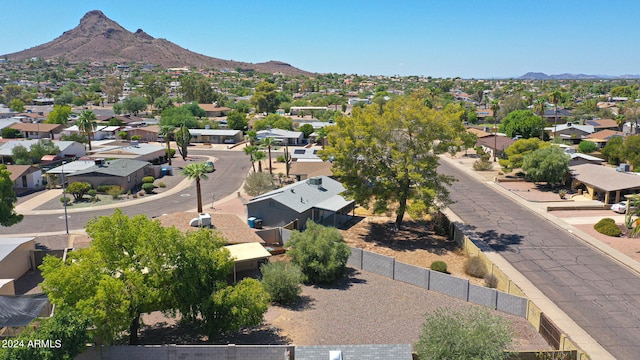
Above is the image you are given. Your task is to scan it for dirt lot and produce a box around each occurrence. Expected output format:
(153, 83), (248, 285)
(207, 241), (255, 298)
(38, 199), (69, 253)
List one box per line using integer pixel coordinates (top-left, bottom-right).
(339, 215), (484, 285)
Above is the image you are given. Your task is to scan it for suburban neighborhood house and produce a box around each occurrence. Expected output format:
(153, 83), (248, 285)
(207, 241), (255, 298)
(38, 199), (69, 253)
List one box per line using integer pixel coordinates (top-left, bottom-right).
(188, 129), (244, 144)
(256, 129), (305, 145)
(4, 165), (42, 193)
(570, 163), (640, 204)
(87, 142), (165, 162)
(66, 159), (155, 192)
(0, 237), (36, 295)
(0, 139), (86, 164)
(246, 176), (355, 229)
(8, 123), (65, 139)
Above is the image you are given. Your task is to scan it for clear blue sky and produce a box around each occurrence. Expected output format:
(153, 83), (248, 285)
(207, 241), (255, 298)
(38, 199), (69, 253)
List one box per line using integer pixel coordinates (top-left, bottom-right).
(2, 0), (639, 78)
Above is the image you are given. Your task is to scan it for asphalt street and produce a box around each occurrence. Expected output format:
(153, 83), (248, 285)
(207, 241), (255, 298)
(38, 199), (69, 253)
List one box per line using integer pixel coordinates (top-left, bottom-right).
(439, 160), (640, 360)
(0, 150), (251, 235)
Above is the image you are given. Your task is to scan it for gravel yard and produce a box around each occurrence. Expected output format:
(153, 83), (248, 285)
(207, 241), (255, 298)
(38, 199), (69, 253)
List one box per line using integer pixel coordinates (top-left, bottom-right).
(265, 268), (552, 351)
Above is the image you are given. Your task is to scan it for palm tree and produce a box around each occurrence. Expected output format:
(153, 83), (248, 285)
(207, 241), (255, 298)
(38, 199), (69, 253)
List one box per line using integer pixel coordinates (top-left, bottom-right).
(254, 150), (266, 172)
(548, 90), (562, 139)
(490, 99), (500, 162)
(243, 145), (258, 172)
(261, 137), (275, 175)
(181, 162), (209, 213)
(533, 98), (546, 140)
(158, 125), (175, 165)
(76, 110), (97, 151)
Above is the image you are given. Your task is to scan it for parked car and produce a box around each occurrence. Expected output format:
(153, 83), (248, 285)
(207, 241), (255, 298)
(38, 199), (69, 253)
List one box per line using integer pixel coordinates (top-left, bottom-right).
(611, 201), (638, 214)
(204, 161), (215, 172)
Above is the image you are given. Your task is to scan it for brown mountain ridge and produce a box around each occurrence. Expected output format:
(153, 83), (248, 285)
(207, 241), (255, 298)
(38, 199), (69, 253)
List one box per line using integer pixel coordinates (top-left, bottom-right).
(3, 10), (312, 76)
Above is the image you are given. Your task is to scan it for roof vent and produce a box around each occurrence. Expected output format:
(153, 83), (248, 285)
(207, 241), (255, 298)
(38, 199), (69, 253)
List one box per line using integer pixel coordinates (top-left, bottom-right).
(329, 350), (342, 360)
(309, 177), (322, 186)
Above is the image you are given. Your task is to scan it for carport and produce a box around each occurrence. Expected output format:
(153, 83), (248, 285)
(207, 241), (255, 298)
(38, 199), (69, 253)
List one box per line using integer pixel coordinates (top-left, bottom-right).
(570, 163), (640, 204)
(224, 243), (271, 283)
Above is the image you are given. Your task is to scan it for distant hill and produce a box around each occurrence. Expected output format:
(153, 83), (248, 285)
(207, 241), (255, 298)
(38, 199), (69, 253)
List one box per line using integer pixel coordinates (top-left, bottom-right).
(518, 72), (640, 80)
(1, 10), (312, 76)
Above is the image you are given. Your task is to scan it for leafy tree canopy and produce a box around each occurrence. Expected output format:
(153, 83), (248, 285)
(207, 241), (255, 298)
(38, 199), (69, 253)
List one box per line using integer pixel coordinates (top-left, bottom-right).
(522, 145), (570, 185)
(601, 136), (624, 165)
(251, 81), (279, 114)
(321, 93), (466, 228)
(253, 114), (293, 131)
(226, 110), (248, 130)
(0, 165), (23, 226)
(499, 138), (549, 172)
(499, 109), (544, 139)
(160, 106), (198, 128)
(122, 96), (148, 116)
(39, 210), (263, 345)
(624, 134), (640, 170)
(46, 104), (72, 124)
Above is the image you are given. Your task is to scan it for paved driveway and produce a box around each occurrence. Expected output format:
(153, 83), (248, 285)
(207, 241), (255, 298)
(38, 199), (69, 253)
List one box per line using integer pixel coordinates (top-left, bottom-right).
(439, 160), (640, 360)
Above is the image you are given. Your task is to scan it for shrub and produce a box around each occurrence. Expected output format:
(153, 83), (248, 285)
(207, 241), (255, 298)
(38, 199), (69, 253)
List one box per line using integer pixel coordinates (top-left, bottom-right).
(59, 196), (71, 205)
(594, 218), (621, 237)
(66, 181), (92, 202)
(260, 261), (304, 305)
(286, 220), (351, 284)
(106, 185), (124, 199)
(165, 148), (176, 158)
(131, 135), (142, 141)
(484, 274), (498, 288)
(430, 212), (450, 236)
(141, 183), (155, 194)
(464, 256), (487, 278)
(142, 176), (155, 184)
(87, 189), (97, 202)
(558, 189), (567, 199)
(244, 172), (274, 196)
(157, 181), (166, 188)
(96, 184), (115, 193)
(472, 154), (493, 171)
(276, 155), (286, 163)
(414, 307), (512, 360)
(430, 261), (448, 273)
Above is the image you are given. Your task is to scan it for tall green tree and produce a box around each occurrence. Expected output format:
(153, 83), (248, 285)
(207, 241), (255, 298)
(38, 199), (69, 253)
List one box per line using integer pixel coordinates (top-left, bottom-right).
(251, 81), (279, 113)
(601, 136), (624, 165)
(76, 110), (97, 150)
(322, 94), (466, 229)
(0, 165), (23, 226)
(40, 210), (181, 344)
(175, 125), (191, 161)
(533, 98), (547, 140)
(46, 104), (72, 124)
(226, 110), (248, 130)
(522, 145), (570, 185)
(243, 145), (259, 172)
(181, 162), (210, 213)
(141, 74), (166, 105)
(103, 75), (124, 103)
(499, 110), (544, 139)
(122, 96), (148, 116)
(160, 106), (198, 128)
(548, 90), (563, 138)
(490, 99), (500, 162)
(9, 98), (25, 112)
(624, 135), (640, 170)
(159, 125), (176, 165)
(499, 138), (549, 172)
(253, 114), (293, 131)
(153, 95), (174, 113)
(261, 137), (275, 175)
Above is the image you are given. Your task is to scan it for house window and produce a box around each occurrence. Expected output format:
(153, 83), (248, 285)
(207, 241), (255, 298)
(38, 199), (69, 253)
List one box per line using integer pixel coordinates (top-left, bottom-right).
(127, 175), (131, 183)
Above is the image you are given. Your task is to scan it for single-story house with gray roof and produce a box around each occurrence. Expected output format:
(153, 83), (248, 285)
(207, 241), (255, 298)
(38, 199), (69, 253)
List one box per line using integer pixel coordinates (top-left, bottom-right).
(570, 163), (640, 204)
(246, 176), (354, 229)
(66, 159), (153, 192)
(0, 237), (35, 295)
(189, 129), (243, 144)
(256, 129), (304, 145)
(88, 142), (165, 162)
